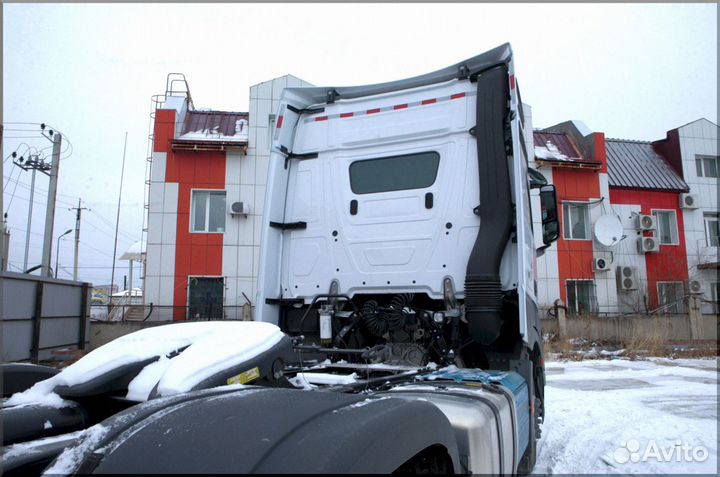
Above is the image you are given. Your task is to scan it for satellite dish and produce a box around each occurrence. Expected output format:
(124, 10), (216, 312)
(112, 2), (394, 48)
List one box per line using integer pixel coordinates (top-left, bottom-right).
(594, 215), (623, 247)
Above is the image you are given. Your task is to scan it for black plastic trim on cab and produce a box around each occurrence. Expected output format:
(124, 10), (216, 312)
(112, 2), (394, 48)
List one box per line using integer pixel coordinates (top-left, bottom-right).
(269, 221), (307, 231)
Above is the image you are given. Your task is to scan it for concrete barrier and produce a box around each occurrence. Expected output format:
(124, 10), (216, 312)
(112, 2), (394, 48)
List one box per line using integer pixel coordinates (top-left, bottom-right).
(542, 312), (717, 343)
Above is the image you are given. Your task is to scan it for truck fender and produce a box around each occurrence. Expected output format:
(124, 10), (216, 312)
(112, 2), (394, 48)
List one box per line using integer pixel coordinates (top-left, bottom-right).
(59, 387), (460, 474)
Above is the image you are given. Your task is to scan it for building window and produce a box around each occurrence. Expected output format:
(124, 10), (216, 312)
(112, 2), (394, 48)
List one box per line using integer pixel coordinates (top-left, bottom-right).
(704, 213), (719, 247)
(562, 202), (590, 240)
(657, 281), (684, 313)
(652, 210), (678, 245)
(566, 280), (598, 315)
(191, 190), (226, 233)
(711, 282), (720, 315)
(349, 151), (440, 194)
(695, 155), (719, 178)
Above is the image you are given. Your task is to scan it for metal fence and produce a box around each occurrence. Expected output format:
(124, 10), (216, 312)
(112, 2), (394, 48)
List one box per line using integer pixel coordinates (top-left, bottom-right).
(2, 271), (91, 362)
(90, 304), (254, 322)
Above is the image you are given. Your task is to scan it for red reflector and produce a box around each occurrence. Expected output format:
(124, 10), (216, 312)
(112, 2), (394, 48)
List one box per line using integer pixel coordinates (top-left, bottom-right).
(340, 112), (354, 118)
(393, 104), (408, 110)
(277, 115), (284, 129)
(450, 92), (466, 100)
(315, 116), (328, 122)
(421, 99), (437, 105)
(367, 108), (381, 115)
(510, 75), (516, 89)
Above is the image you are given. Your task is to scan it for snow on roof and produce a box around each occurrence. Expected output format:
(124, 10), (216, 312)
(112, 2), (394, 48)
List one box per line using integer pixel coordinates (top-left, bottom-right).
(178, 110), (249, 143)
(119, 241), (144, 261)
(6, 322), (285, 406)
(533, 131), (583, 161)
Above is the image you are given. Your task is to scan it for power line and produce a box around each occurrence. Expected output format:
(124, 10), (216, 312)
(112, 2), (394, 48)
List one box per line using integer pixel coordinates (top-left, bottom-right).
(4, 178), (141, 242)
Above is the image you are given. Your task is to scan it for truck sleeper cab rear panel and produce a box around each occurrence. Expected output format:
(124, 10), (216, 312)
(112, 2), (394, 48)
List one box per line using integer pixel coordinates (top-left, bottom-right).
(255, 43), (546, 473)
(257, 44), (533, 334)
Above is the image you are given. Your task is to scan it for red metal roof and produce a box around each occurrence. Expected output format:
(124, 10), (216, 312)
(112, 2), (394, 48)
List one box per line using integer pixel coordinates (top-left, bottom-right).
(533, 131), (593, 164)
(181, 110), (249, 137)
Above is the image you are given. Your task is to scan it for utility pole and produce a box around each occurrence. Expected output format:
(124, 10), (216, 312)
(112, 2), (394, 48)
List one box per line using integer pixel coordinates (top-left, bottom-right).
(41, 131), (62, 277)
(69, 198), (89, 281)
(14, 155), (52, 271)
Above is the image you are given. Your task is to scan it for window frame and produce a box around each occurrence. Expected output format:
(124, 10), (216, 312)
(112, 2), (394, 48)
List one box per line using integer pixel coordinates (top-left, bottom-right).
(565, 279), (598, 315)
(190, 189), (227, 234)
(711, 282), (720, 315)
(704, 212), (720, 247)
(651, 209), (679, 245)
(562, 201), (591, 241)
(695, 155), (720, 178)
(656, 281), (685, 314)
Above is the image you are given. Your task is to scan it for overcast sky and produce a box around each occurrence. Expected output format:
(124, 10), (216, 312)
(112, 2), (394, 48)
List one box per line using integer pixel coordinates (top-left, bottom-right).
(2, 2), (717, 286)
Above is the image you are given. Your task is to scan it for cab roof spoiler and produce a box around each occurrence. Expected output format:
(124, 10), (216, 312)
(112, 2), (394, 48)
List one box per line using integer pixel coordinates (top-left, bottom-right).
(285, 43), (512, 105)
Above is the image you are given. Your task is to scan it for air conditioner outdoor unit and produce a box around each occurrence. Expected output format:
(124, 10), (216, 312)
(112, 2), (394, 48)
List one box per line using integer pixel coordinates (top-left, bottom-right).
(685, 279), (702, 295)
(679, 193), (698, 209)
(634, 214), (655, 231)
(229, 201), (248, 217)
(593, 257), (611, 272)
(637, 236), (660, 253)
(616, 266), (637, 291)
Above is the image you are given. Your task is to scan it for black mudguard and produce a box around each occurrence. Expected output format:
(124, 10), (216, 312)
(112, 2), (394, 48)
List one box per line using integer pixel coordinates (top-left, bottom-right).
(2, 363), (59, 397)
(2, 402), (89, 446)
(60, 387), (460, 474)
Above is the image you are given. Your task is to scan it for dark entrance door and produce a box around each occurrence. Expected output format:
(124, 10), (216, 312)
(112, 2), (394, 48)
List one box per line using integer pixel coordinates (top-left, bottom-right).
(188, 277), (224, 320)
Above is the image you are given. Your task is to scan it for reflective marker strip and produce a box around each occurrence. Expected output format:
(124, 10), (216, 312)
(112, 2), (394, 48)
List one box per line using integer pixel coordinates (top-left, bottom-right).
(302, 90), (476, 123)
(510, 75), (516, 90)
(277, 115), (284, 129)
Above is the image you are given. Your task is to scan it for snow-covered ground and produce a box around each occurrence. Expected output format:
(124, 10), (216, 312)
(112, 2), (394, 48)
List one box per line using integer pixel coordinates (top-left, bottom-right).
(534, 358), (718, 475)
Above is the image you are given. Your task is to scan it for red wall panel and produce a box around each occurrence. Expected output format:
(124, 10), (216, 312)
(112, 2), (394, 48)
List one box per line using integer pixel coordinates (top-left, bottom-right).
(153, 110), (176, 153)
(170, 150), (227, 320)
(553, 167), (602, 302)
(609, 189), (689, 309)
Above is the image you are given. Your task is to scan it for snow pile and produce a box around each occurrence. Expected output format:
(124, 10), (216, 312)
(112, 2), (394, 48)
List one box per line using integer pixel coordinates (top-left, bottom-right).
(153, 322), (283, 397)
(297, 372), (358, 385)
(534, 358), (717, 475)
(535, 140), (569, 161)
(7, 322), (285, 405)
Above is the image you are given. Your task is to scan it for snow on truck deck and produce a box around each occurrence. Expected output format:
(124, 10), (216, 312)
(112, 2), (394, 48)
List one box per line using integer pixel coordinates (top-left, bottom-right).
(534, 357), (718, 475)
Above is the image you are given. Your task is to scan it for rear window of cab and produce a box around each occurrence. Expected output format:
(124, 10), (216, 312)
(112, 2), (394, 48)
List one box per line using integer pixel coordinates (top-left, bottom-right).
(349, 151), (440, 194)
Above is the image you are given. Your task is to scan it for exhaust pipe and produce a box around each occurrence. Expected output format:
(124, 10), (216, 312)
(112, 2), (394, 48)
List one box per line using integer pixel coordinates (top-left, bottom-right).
(465, 66), (512, 345)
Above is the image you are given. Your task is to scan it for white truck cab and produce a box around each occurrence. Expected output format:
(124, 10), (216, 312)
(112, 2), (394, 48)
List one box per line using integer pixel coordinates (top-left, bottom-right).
(256, 43), (559, 472)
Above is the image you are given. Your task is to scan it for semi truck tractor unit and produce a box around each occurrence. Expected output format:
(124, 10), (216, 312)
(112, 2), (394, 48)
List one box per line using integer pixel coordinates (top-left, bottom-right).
(2, 43), (559, 475)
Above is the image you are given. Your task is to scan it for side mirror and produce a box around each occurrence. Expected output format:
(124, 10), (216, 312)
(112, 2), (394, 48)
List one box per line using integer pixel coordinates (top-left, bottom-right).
(539, 185), (559, 246)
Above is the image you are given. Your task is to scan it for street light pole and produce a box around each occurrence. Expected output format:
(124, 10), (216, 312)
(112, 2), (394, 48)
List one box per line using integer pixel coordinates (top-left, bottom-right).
(54, 229), (73, 279)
